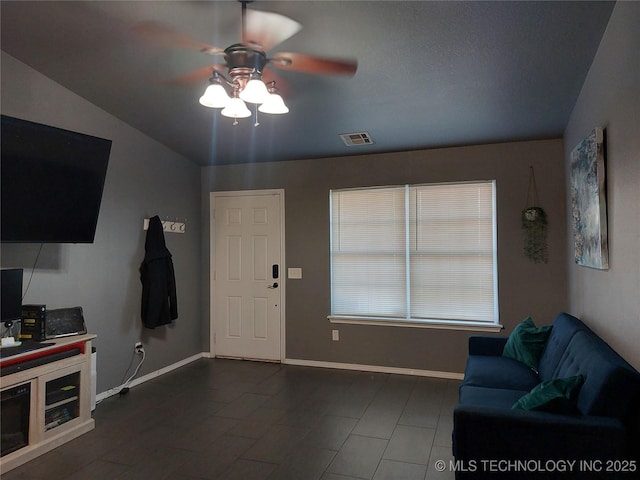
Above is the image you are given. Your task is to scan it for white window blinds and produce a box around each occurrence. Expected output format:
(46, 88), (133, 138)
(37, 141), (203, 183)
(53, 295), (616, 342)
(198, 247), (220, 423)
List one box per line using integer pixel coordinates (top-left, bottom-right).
(330, 181), (497, 324)
(331, 186), (408, 318)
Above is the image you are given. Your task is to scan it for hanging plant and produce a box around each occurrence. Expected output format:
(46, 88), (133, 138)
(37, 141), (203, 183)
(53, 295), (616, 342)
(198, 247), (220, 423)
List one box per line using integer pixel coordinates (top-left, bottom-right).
(522, 206), (548, 263)
(522, 167), (548, 263)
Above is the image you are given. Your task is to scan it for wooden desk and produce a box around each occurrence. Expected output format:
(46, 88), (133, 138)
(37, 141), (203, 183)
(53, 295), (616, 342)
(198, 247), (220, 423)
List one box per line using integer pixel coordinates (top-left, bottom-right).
(0, 334), (95, 472)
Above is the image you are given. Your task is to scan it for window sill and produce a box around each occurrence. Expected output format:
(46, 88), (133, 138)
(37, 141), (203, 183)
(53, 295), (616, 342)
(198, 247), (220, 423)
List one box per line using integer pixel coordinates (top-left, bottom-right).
(328, 316), (504, 333)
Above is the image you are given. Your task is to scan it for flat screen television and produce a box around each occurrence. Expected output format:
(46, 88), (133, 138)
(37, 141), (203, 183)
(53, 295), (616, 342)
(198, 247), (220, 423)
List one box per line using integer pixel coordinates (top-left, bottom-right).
(1, 268), (23, 323)
(1, 115), (111, 243)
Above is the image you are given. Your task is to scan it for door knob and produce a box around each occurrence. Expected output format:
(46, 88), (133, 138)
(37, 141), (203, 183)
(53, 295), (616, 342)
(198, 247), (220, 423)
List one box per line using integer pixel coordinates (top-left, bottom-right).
(267, 282), (279, 289)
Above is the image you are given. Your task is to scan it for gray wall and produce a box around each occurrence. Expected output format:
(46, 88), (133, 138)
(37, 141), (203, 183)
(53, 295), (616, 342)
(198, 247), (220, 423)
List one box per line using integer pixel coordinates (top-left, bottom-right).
(1, 53), (203, 393)
(563, 2), (640, 370)
(203, 139), (568, 374)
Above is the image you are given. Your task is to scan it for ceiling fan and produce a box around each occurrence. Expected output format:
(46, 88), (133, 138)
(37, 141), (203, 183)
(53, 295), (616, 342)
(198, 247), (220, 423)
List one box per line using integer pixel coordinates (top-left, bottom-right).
(134, 0), (358, 124)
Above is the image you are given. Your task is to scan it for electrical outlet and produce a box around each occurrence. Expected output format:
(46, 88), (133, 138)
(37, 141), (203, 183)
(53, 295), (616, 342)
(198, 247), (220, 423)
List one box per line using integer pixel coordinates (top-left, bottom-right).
(134, 341), (144, 354)
(332, 329), (339, 341)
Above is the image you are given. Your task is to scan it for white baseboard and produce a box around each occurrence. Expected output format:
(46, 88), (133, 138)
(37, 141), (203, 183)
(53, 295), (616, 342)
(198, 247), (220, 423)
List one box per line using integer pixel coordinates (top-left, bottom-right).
(283, 358), (464, 380)
(96, 352), (205, 403)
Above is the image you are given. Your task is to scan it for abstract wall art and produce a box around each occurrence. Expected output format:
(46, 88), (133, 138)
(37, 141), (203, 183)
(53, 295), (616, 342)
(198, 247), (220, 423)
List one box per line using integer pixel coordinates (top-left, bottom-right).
(570, 127), (608, 269)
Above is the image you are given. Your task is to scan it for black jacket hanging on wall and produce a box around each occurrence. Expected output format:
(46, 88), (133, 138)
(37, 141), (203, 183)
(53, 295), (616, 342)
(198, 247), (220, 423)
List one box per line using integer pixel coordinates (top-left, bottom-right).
(140, 216), (178, 329)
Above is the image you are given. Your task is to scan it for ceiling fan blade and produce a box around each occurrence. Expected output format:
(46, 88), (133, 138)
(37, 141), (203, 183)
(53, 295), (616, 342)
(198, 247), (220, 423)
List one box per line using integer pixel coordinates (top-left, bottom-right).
(269, 53), (358, 77)
(244, 9), (302, 51)
(133, 21), (223, 55)
(163, 64), (227, 85)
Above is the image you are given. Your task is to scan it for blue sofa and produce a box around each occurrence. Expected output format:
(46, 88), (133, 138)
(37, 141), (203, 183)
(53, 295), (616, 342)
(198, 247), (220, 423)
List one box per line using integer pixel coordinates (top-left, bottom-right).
(453, 313), (640, 479)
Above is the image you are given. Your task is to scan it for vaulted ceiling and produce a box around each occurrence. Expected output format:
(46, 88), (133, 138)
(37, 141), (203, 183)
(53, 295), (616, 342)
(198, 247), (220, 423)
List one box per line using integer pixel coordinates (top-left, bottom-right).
(1, 1), (614, 166)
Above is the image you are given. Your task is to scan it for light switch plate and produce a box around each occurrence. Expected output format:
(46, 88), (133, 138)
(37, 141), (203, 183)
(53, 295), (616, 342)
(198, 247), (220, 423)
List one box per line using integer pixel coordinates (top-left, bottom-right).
(288, 267), (303, 279)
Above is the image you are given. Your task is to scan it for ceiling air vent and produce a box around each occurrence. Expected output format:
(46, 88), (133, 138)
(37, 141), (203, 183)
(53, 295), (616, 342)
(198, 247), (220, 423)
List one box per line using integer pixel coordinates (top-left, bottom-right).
(340, 132), (374, 147)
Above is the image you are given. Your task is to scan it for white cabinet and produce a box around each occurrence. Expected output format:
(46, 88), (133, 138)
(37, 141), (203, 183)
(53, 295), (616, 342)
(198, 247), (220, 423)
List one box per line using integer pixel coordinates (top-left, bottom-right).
(0, 335), (95, 473)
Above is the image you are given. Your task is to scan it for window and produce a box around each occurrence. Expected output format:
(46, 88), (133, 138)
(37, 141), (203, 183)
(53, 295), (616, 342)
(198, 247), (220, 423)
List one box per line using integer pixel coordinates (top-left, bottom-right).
(330, 181), (498, 328)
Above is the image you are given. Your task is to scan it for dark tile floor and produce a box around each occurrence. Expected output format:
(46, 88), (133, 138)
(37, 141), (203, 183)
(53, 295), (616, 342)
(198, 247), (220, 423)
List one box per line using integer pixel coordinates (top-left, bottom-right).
(3, 358), (458, 480)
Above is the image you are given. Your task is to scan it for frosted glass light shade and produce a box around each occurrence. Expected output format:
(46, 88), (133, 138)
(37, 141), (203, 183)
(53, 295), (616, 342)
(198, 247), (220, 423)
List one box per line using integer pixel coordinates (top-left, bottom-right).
(199, 84), (230, 108)
(221, 97), (251, 118)
(239, 79), (270, 104)
(258, 93), (289, 114)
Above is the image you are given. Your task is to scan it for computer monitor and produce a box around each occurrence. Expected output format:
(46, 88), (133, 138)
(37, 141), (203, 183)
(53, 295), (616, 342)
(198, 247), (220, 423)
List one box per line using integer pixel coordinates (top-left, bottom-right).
(1, 269), (23, 325)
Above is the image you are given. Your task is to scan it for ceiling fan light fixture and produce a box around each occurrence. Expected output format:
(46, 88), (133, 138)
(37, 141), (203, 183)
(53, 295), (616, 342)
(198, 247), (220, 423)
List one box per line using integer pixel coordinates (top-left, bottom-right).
(239, 77), (270, 104)
(199, 83), (231, 108)
(258, 93), (289, 114)
(189, 3), (357, 124)
(221, 97), (251, 119)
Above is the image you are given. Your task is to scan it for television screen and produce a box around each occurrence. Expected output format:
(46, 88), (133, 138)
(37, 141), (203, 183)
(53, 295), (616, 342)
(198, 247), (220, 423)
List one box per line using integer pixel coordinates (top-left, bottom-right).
(1, 269), (23, 322)
(1, 115), (111, 243)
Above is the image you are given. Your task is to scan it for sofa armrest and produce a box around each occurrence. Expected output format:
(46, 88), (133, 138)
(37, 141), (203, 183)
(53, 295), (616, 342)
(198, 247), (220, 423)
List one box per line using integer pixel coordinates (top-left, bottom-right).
(468, 336), (508, 356)
(453, 404), (627, 465)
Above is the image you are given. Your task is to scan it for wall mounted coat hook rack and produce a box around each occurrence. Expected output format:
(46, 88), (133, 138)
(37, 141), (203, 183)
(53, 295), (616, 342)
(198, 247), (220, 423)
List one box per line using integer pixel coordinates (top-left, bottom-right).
(143, 218), (186, 234)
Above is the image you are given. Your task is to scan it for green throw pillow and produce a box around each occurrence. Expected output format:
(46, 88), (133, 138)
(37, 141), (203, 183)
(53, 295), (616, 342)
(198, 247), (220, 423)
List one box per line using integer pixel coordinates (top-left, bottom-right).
(502, 316), (552, 371)
(512, 375), (584, 413)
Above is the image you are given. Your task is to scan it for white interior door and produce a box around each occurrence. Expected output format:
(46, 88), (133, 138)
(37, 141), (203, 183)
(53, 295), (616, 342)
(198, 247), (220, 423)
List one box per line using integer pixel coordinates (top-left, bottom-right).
(212, 191), (283, 361)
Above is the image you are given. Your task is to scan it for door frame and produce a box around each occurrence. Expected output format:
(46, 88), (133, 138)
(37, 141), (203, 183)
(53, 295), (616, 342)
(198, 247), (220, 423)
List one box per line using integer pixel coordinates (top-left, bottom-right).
(209, 189), (286, 362)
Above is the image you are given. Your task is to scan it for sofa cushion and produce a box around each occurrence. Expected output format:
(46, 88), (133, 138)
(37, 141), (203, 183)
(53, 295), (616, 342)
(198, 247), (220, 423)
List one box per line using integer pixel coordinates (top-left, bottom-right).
(459, 385), (530, 409)
(538, 312), (590, 382)
(502, 316), (552, 371)
(512, 375), (584, 413)
(555, 331), (640, 420)
(462, 355), (540, 391)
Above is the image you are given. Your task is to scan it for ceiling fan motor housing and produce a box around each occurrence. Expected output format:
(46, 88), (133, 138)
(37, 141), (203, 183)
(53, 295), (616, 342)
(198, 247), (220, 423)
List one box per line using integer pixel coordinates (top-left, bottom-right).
(225, 44), (267, 79)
